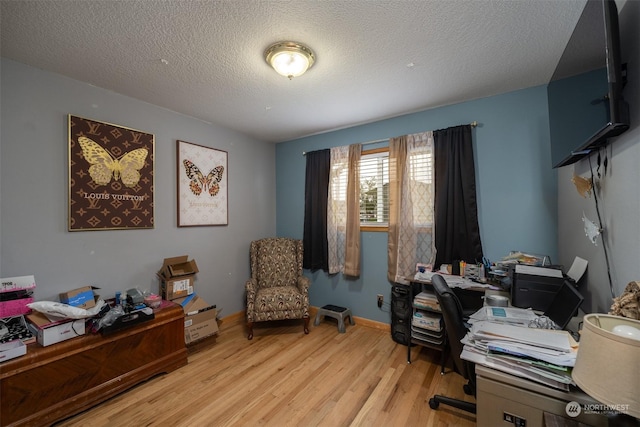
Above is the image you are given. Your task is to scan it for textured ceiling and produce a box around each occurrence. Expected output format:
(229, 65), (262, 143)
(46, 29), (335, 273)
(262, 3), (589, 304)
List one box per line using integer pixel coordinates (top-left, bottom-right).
(0, 0), (588, 143)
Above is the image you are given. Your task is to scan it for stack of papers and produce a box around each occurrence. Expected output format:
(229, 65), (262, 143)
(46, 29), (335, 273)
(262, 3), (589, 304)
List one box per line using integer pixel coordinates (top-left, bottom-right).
(461, 320), (578, 391)
(413, 271), (494, 289)
(469, 306), (539, 326)
(412, 311), (442, 331)
(413, 291), (440, 312)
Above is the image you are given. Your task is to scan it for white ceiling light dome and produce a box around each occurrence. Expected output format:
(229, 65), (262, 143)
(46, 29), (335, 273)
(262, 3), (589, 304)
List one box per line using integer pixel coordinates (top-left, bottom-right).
(264, 41), (315, 79)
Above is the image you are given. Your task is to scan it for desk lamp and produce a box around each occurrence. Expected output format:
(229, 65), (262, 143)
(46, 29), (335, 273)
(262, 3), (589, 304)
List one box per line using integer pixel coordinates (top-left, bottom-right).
(572, 314), (640, 423)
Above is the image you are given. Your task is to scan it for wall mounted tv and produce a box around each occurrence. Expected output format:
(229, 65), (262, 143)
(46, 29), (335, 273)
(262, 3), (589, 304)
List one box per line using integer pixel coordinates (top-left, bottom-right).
(548, 0), (629, 168)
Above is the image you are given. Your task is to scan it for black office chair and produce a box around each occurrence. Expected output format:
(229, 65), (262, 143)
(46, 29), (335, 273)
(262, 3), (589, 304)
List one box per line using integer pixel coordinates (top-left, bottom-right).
(428, 274), (477, 414)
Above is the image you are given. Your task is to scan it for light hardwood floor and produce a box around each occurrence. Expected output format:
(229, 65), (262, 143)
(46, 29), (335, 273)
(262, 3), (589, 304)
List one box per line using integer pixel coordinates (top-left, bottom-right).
(55, 314), (476, 427)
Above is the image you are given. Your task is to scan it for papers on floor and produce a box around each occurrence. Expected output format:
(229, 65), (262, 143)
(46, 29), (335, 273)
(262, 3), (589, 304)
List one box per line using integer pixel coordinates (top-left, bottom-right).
(461, 320), (578, 391)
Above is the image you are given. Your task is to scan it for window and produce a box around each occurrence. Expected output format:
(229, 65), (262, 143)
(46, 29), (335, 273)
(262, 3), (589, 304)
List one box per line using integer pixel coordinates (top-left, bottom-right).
(359, 147), (433, 231)
(359, 149), (389, 229)
(331, 146), (433, 231)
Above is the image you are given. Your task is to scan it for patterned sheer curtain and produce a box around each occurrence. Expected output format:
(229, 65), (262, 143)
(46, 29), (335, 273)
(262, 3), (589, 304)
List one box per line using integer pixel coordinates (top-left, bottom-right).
(327, 144), (361, 276)
(387, 131), (435, 282)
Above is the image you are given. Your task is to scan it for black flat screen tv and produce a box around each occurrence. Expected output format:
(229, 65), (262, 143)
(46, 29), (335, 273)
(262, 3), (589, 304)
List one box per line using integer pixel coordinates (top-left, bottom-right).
(548, 0), (629, 168)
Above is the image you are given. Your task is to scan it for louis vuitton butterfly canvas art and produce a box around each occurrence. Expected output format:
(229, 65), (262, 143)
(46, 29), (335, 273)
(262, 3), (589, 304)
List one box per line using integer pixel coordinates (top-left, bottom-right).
(177, 140), (228, 226)
(68, 115), (155, 231)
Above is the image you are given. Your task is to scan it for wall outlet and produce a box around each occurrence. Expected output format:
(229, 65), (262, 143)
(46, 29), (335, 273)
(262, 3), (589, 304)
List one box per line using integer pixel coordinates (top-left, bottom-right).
(377, 294), (383, 308)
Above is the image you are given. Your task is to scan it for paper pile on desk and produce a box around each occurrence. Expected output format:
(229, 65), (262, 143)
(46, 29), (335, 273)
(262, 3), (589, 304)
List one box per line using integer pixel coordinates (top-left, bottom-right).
(413, 271), (493, 289)
(461, 320), (578, 391)
(468, 306), (538, 326)
(413, 291), (440, 311)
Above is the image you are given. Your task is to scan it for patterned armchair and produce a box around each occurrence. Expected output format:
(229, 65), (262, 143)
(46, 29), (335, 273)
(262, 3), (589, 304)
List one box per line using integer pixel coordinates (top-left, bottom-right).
(245, 237), (311, 340)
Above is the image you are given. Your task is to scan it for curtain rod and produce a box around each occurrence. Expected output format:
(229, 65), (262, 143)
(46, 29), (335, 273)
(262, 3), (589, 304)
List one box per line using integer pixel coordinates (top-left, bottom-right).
(302, 121), (478, 155)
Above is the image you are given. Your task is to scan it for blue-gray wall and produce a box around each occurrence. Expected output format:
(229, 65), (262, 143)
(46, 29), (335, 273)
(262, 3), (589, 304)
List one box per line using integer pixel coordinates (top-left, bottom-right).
(557, 0), (640, 313)
(0, 58), (276, 315)
(276, 86), (558, 323)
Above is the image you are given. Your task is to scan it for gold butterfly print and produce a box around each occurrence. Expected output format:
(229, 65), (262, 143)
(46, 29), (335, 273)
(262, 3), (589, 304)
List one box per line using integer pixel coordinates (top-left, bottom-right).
(78, 136), (148, 188)
(183, 159), (224, 196)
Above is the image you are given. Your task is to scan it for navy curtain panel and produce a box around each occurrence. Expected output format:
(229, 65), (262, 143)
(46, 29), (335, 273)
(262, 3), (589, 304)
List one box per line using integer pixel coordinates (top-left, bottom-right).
(302, 149), (330, 271)
(433, 125), (483, 267)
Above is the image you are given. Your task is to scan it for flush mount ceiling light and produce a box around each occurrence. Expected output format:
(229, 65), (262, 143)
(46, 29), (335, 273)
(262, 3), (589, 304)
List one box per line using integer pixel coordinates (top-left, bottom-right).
(264, 41), (315, 79)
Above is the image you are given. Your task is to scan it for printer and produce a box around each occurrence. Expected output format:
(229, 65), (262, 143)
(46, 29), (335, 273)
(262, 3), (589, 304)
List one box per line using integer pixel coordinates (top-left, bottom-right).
(511, 264), (564, 311)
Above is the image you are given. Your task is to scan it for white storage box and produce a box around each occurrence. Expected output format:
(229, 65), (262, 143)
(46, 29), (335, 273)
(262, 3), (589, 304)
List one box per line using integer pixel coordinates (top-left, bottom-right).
(0, 340), (27, 362)
(26, 311), (85, 346)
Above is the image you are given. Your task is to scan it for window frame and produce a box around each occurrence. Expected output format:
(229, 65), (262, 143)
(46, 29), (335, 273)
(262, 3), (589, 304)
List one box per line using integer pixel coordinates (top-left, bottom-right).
(360, 147), (389, 232)
(359, 144), (435, 233)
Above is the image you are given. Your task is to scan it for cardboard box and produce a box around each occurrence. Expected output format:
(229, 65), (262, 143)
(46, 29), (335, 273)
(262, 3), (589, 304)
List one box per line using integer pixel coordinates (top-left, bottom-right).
(26, 311), (85, 346)
(59, 286), (98, 309)
(158, 255), (199, 279)
(160, 276), (194, 300)
(158, 256), (198, 301)
(0, 340), (27, 363)
(175, 294), (218, 344)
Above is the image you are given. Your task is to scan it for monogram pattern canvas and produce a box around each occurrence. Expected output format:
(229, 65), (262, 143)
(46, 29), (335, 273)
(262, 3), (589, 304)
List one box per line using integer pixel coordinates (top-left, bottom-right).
(68, 115), (155, 231)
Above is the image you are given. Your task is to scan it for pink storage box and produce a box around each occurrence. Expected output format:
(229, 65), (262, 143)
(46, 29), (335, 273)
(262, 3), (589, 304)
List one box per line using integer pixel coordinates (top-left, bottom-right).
(0, 298), (34, 318)
(1, 275), (36, 318)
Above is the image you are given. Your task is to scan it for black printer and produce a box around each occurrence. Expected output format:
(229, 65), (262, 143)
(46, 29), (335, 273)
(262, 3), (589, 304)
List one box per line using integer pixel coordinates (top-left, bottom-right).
(511, 264), (564, 311)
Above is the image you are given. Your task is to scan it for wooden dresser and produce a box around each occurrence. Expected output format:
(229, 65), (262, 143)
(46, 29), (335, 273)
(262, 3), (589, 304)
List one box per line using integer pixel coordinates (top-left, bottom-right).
(0, 303), (188, 427)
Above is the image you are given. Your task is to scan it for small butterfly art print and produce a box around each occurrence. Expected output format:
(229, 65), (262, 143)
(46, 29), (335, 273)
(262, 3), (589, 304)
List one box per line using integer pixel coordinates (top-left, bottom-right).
(177, 140), (228, 227)
(183, 159), (224, 197)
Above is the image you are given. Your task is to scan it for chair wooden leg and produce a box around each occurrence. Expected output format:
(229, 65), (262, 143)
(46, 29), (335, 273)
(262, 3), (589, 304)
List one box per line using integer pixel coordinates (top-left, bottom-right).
(303, 317), (310, 334)
(247, 322), (254, 340)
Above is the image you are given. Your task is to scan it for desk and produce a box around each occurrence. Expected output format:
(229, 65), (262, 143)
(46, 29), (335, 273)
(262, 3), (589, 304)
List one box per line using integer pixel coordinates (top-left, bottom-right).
(476, 365), (607, 427)
(405, 277), (489, 370)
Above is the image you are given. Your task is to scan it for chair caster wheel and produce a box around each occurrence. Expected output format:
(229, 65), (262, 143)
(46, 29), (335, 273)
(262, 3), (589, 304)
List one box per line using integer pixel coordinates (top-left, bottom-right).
(429, 398), (439, 410)
(463, 384), (473, 395)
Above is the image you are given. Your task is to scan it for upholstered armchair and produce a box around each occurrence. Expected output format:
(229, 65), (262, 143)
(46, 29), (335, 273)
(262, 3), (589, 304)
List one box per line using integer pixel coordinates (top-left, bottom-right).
(245, 237), (311, 340)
